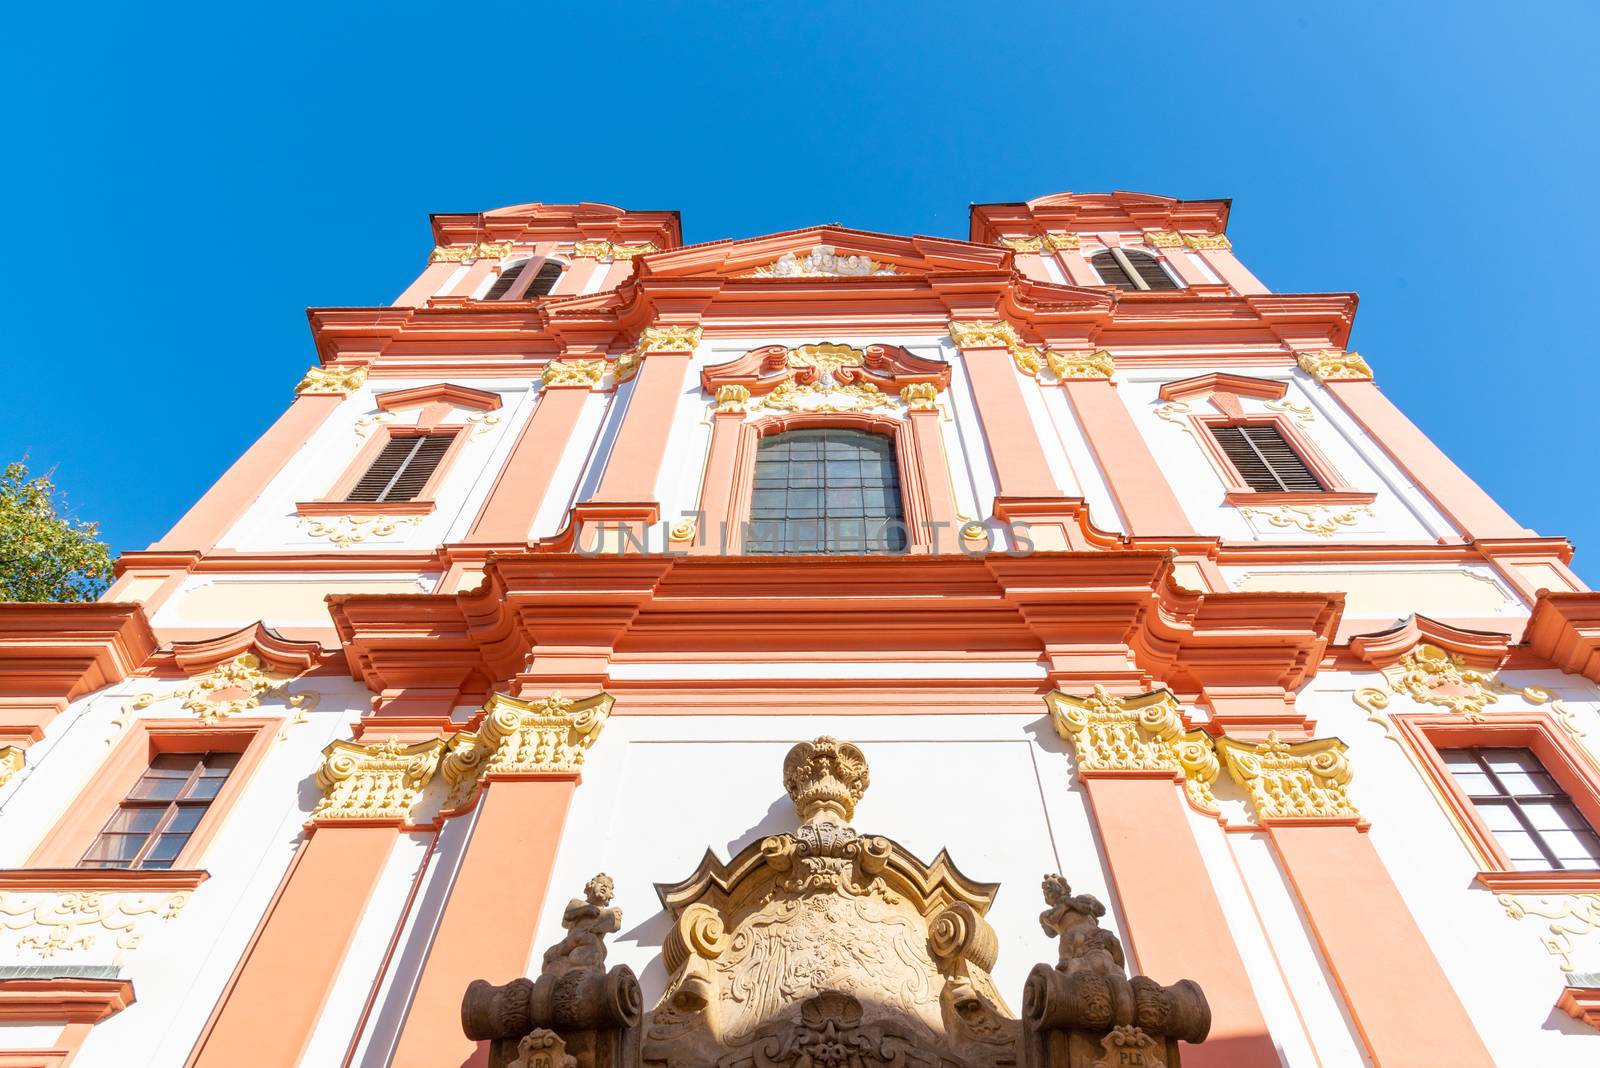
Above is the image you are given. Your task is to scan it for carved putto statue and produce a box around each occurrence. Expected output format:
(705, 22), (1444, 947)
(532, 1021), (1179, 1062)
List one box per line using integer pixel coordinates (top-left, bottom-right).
(543, 873), (623, 978)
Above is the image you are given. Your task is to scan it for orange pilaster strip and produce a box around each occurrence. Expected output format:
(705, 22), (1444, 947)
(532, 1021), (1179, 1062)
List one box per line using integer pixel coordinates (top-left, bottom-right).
(466, 385), (591, 544)
(1083, 775), (1278, 1068)
(590, 352), (694, 504)
(1061, 379), (1193, 536)
(389, 775), (577, 1068)
(960, 347), (1060, 499)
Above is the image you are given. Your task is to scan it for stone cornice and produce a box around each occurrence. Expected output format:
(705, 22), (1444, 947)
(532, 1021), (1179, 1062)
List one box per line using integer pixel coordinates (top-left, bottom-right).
(428, 201), (681, 254)
(152, 621), (324, 678)
(1524, 591), (1600, 684)
(0, 602), (158, 702)
(969, 192), (1231, 246)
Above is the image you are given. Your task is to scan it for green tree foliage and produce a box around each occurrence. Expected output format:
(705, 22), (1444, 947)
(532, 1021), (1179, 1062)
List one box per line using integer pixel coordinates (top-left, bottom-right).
(0, 460), (114, 603)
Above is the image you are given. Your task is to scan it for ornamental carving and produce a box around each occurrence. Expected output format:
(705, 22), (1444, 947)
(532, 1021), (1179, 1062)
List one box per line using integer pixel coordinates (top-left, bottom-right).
(544, 360), (608, 388)
(0, 890), (192, 965)
(1497, 893), (1600, 973)
(297, 513), (423, 547)
(1043, 233), (1080, 252)
(313, 737), (446, 822)
(431, 241), (515, 264)
(1045, 688), (1219, 813)
(1180, 234), (1231, 251)
(1353, 643), (1583, 740)
(948, 321), (1100, 383)
(441, 692), (614, 806)
(740, 246), (900, 279)
(702, 343), (947, 417)
(295, 365), (368, 397)
(574, 239), (659, 262)
(996, 236), (1045, 253)
(1238, 504), (1373, 538)
(118, 652), (321, 738)
(617, 326), (706, 383)
(715, 384), (752, 414)
(1295, 350), (1373, 382)
(900, 383), (939, 411)
(1143, 231), (1184, 249)
(0, 746), (21, 789)
(1216, 734), (1359, 821)
(460, 735), (1211, 1068)
(1045, 350), (1114, 382)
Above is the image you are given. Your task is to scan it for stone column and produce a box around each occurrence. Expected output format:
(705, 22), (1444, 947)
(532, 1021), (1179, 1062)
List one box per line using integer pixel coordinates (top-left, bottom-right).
(465, 359), (605, 546)
(388, 692), (612, 1068)
(154, 367), (363, 554)
(188, 738), (446, 1068)
(1047, 688), (1279, 1068)
(1218, 735), (1496, 1067)
(1299, 351), (1527, 540)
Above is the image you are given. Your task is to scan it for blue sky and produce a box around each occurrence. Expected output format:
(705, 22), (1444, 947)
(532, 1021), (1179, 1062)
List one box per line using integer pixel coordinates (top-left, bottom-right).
(2, 3), (1596, 580)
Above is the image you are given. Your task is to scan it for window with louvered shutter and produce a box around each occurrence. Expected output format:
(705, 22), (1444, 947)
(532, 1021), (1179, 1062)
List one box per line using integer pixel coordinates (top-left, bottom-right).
(1124, 250), (1179, 291)
(522, 260), (563, 298)
(345, 433), (454, 503)
(1209, 424), (1325, 493)
(482, 261), (528, 300)
(1090, 250), (1136, 289)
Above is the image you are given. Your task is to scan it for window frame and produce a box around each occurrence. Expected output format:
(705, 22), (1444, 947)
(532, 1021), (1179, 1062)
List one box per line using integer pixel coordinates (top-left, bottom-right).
(1089, 247), (1182, 291)
(1187, 412), (1372, 506)
(27, 718), (276, 871)
(1394, 712), (1600, 893)
(79, 750), (241, 870)
(298, 424), (468, 517)
(744, 427), (910, 556)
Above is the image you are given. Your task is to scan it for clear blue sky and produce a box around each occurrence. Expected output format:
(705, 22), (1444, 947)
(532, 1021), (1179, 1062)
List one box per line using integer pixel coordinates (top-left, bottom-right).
(3, 3), (1596, 580)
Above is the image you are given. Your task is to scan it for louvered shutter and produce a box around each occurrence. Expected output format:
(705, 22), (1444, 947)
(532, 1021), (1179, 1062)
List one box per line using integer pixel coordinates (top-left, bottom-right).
(1210, 425), (1324, 493)
(482, 262), (527, 300)
(1090, 250), (1136, 289)
(1125, 250), (1180, 291)
(345, 433), (455, 503)
(523, 260), (564, 297)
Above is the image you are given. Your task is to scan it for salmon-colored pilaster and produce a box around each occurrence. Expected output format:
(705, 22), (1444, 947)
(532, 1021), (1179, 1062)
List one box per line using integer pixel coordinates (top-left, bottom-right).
(904, 409), (961, 546)
(1052, 247), (1101, 286)
(394, 261), (460, 306)
(448, 258), (500, 298)
(390, 775), (577, 1068)
(1156, 247), (1212, 288)
(955, 344), (1060, 498)
(553, 257), (601, 296)
(1266, 823), (1493, 1066)
(154, 389), (346, 552)
(1323, 378), (1526, 539)
(1195, 247), (1269, 295)
(465, 381), (594, 545)
(1082, 775), (1277, 1067)
(188, 824), (399, 1067)
(1060, 380), (1193, 535)
(590, 342), (696, 506)
(691, 411), (746, 554)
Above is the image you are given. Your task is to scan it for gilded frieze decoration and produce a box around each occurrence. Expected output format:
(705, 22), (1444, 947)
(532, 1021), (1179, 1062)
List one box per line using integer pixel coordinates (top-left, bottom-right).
(573, 239), (659, 262)
(461, 734), (1212, 1068)
(430, 241), (515, 264)
(0, 889), (192, 964)
(1143, 230), (1185, 249)
(442, 692), (614, 806)
(1045, 349), (1114, 381)
(1217, 733), (1359, 821)
(1296, 350), (1374, 382)
(704, 342), (948, 419)
(542, 359), (607, 388)
(1043, 232), (1080, 251)
(297, 513), (423, 547)
(1497, 893), (1600, 973)
(0, 746), (21, 790)
(947, 320), (1046, 377)
(713, 384), (751, 413)
(1180, 233), (1231, 251)
(356, 410), (501, 437)
(1239, 503), (1374, 537)
(314, 737), (446, 822)
(900, 383), (939, 411)
(616, 325), (705, 384)
(116, 652), (321, 740)
(1353, 643), (1583, 741)
(995, 236), (1044, 253)
(1046, 687), (1220, 813)
(739, 245), (900, 279)
(295, 365), (368, 397)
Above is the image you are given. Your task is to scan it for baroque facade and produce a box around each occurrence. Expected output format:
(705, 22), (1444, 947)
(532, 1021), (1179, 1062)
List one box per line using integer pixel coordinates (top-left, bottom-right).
(1, 191), (1598, 1066)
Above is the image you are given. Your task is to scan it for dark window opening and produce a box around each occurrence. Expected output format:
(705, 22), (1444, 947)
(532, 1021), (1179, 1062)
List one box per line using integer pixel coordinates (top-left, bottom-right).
(1443, 747), (1600, 871)
(346, 432), (454, 503)
(745, 428), (907, 555)
(81, 751), (239, 870)
(483, 261), (528, 300)
(1090, 248), (1180, 291)
(1209, 424), (1324, 493)
(522, 260), (563, 298)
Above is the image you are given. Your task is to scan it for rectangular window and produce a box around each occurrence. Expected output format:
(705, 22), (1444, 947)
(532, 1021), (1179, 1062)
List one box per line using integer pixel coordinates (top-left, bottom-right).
(1209, 424), (1325, 493)
(1442, 747), (1600, 871)
(746, 429), (907, 555)
(80, 752), (239, 870)
(345, 432), (454, 503)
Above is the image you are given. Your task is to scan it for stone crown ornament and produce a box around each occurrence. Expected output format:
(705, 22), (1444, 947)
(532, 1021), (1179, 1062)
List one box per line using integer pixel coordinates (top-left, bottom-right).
(782, 735), (869, 822)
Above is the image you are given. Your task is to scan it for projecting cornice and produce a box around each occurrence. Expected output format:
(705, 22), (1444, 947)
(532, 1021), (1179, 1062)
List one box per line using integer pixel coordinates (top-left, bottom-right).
(428, 201), (681, 254)
(969, 191), (1231, 246)
(1523, 591), (1600, 684)
(0, 603), (158, 742)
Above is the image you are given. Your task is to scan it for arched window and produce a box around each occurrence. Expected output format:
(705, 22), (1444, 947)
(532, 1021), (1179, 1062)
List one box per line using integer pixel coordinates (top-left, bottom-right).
(1090, 248), (1180, 291)
(522, 260), (564, 297)
(746, 428), (907, 555)
(482, 260), (528, 300)
(482, 258), (564, 300)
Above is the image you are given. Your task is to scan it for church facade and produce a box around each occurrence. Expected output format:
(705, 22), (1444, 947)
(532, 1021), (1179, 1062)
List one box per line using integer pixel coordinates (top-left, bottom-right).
(1, 191), (1598, 1067)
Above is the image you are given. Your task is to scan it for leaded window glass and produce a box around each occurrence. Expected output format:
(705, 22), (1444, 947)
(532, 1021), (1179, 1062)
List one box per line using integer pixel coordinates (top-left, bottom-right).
(746, 429), (907, 554)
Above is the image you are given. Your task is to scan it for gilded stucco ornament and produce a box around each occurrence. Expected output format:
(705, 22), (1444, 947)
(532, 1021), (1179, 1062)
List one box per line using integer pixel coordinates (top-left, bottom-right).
(900, 383), (939, 411)
(0, 746), (21, 790)
(1043, 233), (1080, 252)
(0, 890), (192, 964)
(295, 365), (368, 397)
(1045, 687), (1220, 813)
(616, 326), (705, 384)
(713, 384), (751, 413)
(1296, 350), (1374, 382)
(1216, 733), (1359, 821)
(1045, 349), (1114, 381)
(573, 239), (659, 262)
(298, 513), (423, 547)
(1239, 503), (1374, 538)
(1353, 643), (1583, 740)
(947, 320), (1047, 378)
(1496, 893), (1600, 973)
(117, 652), (321, 740)
(748, 345), (898, 415)
(430, 241), (515, 264)
(1180, 233), (1231, 251)
(1263, 398), (1315, 426)
(543, 360), (607, 388)
(441, 692), (614, 806)
(741, 246), (900, 279)
(313, 737), (446, 822)
(1143, 231), (1184, 249)
(996, 236), (1044, 253)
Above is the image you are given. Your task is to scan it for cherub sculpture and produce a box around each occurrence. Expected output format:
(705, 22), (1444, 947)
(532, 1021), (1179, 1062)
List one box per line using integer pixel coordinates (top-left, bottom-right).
(1039, 873), (1125, 978)
(541, 873), (622, 978)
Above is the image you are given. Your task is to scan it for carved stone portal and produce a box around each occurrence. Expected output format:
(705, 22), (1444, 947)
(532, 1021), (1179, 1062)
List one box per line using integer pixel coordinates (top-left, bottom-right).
(464, 737), (1210, 1068)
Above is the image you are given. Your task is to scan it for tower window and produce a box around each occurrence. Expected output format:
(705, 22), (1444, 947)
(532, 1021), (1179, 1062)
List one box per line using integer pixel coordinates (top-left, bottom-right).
(482, 259), (563, 300)
(1443, 747), (1600, 871)
(521, 260), (563, 298)
(1209, 424), (1324, 493)
(1090, 249), (1180, 291)
(746, 429), (907, 555)
(346, 432), (454, 503)
(483, 260), (528, 300)
(80, 752), (238, 869)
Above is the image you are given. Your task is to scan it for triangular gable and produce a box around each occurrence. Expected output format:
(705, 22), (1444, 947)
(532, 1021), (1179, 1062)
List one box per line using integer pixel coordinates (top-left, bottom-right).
(637, 225), (1008, 281)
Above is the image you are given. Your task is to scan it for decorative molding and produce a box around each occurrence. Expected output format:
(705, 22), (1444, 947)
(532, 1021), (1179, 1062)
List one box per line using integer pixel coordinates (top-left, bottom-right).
(0, 746), (21, 789)
(313, 737), (446, 822)
(713, 384), (751, 413)
(429, 241), (515, 264)
(1354, 642), (1583, 741)
(1263, 398), (1315, 426)
(1043, 232), (1080, 251)
(1296, 349), (1374, 382)
(117, 652), (320, 740)
(375, 382), (503, 414)
(1497, 894), (1600, 973)
(297, 513), (422, 547)
(752, 379), (894, 414)
(542, 359), (607, 388)
(782, 735), (870, 822)
(294, 365), (367, 397)
(573, 239), (659, 262)
(1182, 233), (1232, 251)
(995, 236), (1044, 253)
(616, 325), (704, 384)
(1143, 230), (1184, 249)
(669, 517), (698, 543)
(947, 319), (1046, 377)
(0, 888), (193, 964)
(1239, 503), (1374, 537)
(1045, 687), (1219, 813)
(702, 341), (949, 418)
(441, 692), (614, 805)
(1045, 349), (1114, 381)
(1557, 982), (1600, 1029)
(900, 382), (938, 410)
(739, 245), (899, 278)
(1217, 733), (1359, 821)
